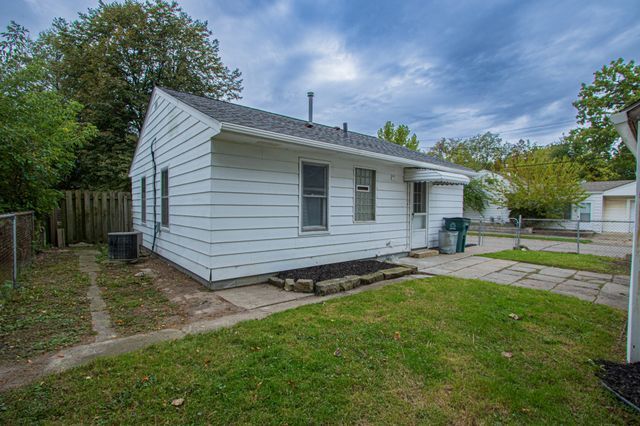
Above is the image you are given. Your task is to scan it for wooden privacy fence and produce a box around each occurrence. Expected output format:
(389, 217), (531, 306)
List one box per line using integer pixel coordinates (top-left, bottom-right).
(49, 190), (132, 245)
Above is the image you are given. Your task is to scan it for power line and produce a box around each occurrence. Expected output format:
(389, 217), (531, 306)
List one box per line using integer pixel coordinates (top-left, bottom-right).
(421, 119), (576, 144)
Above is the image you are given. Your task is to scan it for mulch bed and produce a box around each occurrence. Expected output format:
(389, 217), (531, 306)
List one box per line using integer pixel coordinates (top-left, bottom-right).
(278, 260), (398, 282)
(596, 360), (640, 412)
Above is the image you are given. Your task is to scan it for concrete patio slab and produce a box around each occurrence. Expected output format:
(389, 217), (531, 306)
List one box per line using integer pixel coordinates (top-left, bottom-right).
(551, 288), (596, 302)
(561, 279), (602, 290)
(613, 275), (631, 286)
(600, 282), (630, 297)
(512, 279), (557, 291)
(595, 294), (628, 310)
(506, 264), (541, 273)
(574, 271), (613, 281)
(538, 267), (577, 278)
(482, 271), (523, 285)
(216, 284), (313, 310)
(526, 273), (566, 284)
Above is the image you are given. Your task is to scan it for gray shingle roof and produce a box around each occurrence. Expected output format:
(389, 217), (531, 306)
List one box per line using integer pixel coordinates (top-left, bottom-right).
(581, 180), (634, 192)
(159, 88), (472, 172)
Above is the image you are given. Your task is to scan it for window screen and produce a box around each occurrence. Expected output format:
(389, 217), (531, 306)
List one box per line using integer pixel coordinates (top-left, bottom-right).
(413, 182), (427, 213)
(579, 202), (591, 222)
(355, 168), (376, 221)
(301, 162), (328, 231)
(161, 168), (169, 227)
(141, 177), (146, 223)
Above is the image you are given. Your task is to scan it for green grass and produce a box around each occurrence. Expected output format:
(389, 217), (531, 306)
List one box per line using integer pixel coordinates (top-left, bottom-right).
(1, 277), (635, 424)
(0, 250), (93, 362)
(98, 262), (183, 336)
(484, 250), (630, 275)
(468, 231), (592, 244)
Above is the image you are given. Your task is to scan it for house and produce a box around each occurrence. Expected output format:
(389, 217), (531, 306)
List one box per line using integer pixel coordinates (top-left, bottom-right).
(129, 87), (475, 288)
(462, 170), (510, 223)
(565, 180), (635, 233)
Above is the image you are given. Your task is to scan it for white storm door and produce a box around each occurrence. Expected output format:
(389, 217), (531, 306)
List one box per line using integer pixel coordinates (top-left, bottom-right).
(411, 182), (428, 249)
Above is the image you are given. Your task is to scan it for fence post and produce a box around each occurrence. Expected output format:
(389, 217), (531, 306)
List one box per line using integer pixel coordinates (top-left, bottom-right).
(11, 214), (17, 289)
(576, 218), (581, 254)
(515, 215), (522, 249)
(479, 219), (483, 246)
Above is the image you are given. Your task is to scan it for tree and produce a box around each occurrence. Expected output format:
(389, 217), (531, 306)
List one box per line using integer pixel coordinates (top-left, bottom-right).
(427, 132), (531, 172)
(463, 178), (491, 214)
(377, 121), (420, 151)
(557, 58), (640, 180)
(494, 148), (587, 219)
(41, 0), (243, 190)
(0, 22), (96, 214)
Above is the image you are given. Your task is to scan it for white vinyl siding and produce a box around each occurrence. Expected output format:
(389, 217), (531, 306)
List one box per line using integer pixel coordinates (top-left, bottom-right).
(129, 89), (218, 282)
(210, 139), (409, 283)
(428, 184), (464, 247)
(354, 168), (375, 222)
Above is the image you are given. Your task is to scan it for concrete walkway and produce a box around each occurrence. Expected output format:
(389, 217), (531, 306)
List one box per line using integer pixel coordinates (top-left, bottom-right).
(0, 273), (429, 391)
(78, 250), (116, 342)
(401, 254), (630, 310)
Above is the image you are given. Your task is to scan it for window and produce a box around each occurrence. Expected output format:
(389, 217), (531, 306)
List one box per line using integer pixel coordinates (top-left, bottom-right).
(161, 168), (169, 227)
(140, 177), (146, 223)
(579, 202), (591, 222)
(413, 182), (427, 214)
(301, 161), (328, 231)
(355, 168), (376, 221)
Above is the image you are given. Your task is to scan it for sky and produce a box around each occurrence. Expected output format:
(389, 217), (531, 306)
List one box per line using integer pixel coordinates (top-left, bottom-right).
(2, 0), (639, 149)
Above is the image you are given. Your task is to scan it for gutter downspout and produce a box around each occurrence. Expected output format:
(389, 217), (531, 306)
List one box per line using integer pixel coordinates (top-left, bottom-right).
(150, 138), (159, 252)
(612, 111), (640, 363)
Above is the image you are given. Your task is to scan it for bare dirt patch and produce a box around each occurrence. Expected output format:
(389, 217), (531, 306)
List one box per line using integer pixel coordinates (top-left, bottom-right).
(129, 255), (243, 323)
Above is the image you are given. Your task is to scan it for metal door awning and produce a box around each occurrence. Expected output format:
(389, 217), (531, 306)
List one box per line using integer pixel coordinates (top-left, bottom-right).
(403, 168), (470, 184)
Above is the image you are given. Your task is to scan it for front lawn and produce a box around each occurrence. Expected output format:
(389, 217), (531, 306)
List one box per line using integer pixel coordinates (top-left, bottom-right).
(483, 250), (630, 275)
(1, 277), (635, 424)
(0, 250), (93, 362)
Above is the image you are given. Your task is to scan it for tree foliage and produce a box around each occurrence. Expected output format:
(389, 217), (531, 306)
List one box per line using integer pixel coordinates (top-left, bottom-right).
(554, 58), (640, 180)
(427, 132), (533, 172)
(377, 121), (420, 151)
(0, 22), (96, 214)
(42, 0), (243, 190)
(494, 149), (586, 219)
(463, 178), (491, 214)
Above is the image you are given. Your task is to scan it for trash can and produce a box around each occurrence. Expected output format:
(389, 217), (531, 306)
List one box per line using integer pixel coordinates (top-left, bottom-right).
(438, 230), (458, 254)
(444, 217), (471, 253)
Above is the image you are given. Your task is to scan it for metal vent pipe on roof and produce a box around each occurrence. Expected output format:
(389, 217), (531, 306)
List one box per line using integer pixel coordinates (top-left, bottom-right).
(343, 122), (348, 133)
(307, 91), (314, 124)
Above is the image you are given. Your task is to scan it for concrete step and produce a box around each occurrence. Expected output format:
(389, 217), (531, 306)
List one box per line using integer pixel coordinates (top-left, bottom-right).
(409, 249), (439, 258)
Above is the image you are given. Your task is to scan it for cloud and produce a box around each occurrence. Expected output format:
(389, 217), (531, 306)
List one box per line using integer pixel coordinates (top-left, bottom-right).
(2, 0), (640, 148)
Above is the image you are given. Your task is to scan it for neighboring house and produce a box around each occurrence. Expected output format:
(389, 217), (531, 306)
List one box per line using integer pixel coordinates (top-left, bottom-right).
(129, 87), (474, 288)
(463, 170), (510, 223)
(564, 180), (635, 233)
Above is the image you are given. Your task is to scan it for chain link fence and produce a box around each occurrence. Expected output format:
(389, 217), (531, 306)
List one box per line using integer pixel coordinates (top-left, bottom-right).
(0, 212), (36, 288)
(469, 216), (633, 259)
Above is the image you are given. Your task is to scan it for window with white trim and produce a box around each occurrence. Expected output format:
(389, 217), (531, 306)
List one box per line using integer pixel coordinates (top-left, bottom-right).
(301, 162), (328, 231)
(161, 168), (169, 227)
(141, 176), (146, 223)
(355, 168), (375, 221)
(579, 202), (591, 222)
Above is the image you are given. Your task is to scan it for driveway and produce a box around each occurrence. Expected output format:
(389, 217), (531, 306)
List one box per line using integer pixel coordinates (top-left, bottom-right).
(401, 253), (630, 310)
